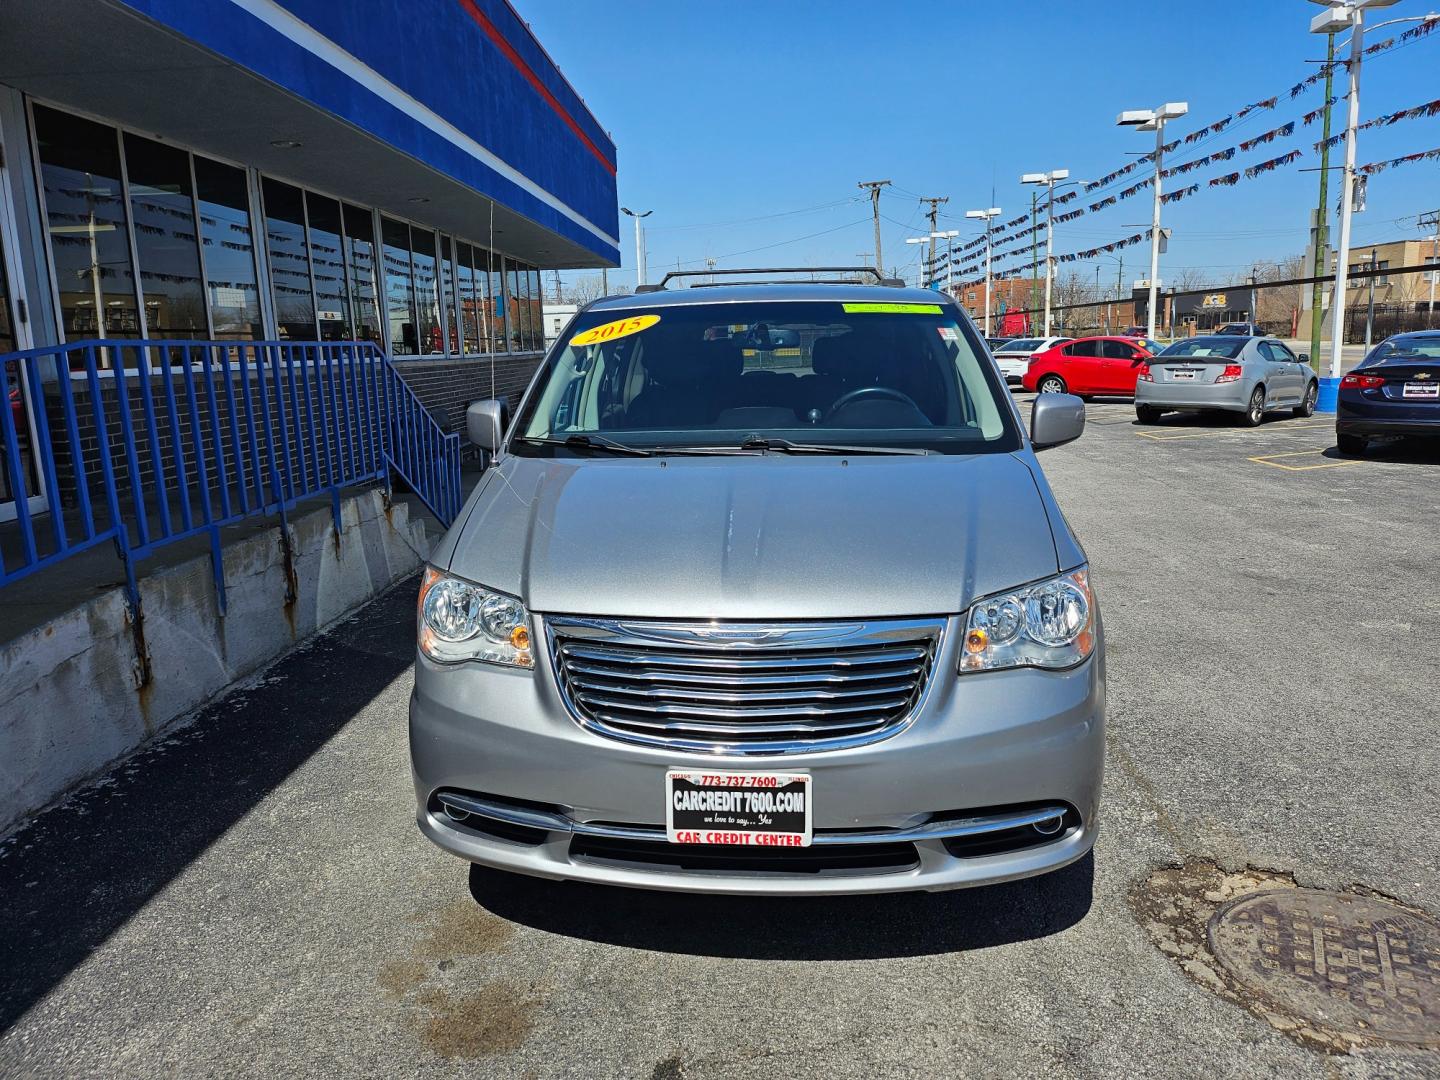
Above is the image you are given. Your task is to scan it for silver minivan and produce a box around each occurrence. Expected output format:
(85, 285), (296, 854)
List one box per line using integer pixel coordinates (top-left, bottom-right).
(410, 279), (1104, 895)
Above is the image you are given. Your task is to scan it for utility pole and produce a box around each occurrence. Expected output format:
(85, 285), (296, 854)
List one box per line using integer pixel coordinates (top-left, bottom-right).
(858, 180), (891, 271)
(1308, 31), (1336, 370)
(1249, 265), (1259, 327)
(552, 270), (563, 303)
(920, 196), (948, 287)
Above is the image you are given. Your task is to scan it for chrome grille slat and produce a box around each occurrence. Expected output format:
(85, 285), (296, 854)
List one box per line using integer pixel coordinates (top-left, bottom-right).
(589, 713), (880, 737)
(563, 661), (925, 688)
(558, 643), (929, 670)
(547, 616), (944, 753)
(573, 680), (919, 704)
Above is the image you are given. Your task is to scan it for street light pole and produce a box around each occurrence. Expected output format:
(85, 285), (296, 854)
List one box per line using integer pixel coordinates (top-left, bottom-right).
(1118, 101), (1189, 339)
(1365, 247), (1377, 350)
(1020, 170), (1070, 336)
(621, 207), (652, 287)
(930, 229), (959, 299)
(964, 209), (1001, 333)
(905, 236), (930, 289)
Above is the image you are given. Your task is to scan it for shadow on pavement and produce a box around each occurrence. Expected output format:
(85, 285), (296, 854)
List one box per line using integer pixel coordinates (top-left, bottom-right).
(468, 851), (1093, 960)
(1321, 436), (1440, 465)
(0, 575), (420, 1033)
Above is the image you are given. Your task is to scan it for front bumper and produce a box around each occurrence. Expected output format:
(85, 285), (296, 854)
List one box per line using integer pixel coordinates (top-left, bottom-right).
(409, 613), (1106, 895)
(1135, 380), (1249, 411)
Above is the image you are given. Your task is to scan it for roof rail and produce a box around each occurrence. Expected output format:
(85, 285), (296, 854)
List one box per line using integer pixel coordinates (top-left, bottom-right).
(637, 267), (908, 293)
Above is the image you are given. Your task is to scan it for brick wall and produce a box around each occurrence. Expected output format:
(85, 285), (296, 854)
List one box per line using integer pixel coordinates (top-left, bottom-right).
(390, 353), (544, 433)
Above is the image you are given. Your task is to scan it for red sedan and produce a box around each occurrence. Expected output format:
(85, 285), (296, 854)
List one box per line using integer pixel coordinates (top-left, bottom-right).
(1021, 335), (1158, 399)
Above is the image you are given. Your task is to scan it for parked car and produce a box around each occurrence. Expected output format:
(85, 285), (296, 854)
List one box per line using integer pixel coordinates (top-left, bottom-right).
(1123, 325), (1147, 337)
(1021, 336), (1157, 399)
(1336, 330), (1440, 454)
(1135, 335), (1318, 425)
(986, 336), (1014, 351)
(1214, 322), (1263, 336)
(411, 278), (1104, 895)
(992, 336), (1071, 384)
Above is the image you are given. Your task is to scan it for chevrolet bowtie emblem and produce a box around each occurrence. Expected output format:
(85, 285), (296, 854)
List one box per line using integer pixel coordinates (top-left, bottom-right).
(1418, 372), (1434, 380)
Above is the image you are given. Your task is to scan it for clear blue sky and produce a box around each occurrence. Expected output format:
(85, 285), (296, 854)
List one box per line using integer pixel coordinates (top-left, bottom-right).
(515, 0), (1440, 291)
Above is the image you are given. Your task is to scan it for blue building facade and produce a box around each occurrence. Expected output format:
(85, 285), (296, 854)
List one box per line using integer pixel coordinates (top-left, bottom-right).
(0, 0), (617, 521)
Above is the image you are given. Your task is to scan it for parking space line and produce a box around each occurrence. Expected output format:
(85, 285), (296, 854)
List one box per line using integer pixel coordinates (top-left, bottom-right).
(1248, 448), (1361, 471)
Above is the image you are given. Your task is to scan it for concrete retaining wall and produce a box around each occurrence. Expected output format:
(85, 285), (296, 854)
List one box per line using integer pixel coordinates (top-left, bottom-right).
(0, 488), (428, 836)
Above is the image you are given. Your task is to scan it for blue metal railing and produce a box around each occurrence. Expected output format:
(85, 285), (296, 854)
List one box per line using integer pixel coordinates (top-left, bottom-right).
(0, 339), (461, 613)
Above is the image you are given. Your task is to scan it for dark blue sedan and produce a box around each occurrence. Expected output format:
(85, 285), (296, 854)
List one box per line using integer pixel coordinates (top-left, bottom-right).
(1336, 330), (1440, 455)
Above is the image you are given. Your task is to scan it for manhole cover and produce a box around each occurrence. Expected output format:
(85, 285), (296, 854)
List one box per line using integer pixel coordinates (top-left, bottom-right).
(1209, 888), (1440, 1045)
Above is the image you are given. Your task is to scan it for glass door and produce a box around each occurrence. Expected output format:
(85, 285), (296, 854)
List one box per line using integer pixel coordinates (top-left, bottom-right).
(0, 132), (43, 524)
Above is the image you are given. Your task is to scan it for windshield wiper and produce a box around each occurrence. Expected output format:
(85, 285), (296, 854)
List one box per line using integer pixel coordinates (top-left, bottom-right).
(738, 436), (931, 456)
(519, 434), (653, 457)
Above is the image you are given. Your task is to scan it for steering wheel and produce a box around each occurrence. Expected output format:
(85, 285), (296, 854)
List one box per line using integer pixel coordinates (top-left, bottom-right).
(825, 385), (921, 419)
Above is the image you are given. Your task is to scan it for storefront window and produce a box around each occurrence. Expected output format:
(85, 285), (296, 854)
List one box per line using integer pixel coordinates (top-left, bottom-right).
(454, 240), (477, 354)
(530, 267), (544, 350)
(506, 259), (521, 351)
(261, 178), (315, 339)
(478, 247), (501, 352)
(122, 134), (207, 340)
(193, 156), (262, 340)
(440, 236), (458, 355)
(304, 193), (350, 342)
(32, 104), (141, 342)
(412, 227), (440, 355)
(381, 216), (416, 355)
(342, 204), (382, 345)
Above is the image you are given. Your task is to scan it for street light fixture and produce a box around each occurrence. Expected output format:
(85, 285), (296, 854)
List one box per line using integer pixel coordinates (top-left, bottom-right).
(1116, 101), (1189, 339)
(621, 207), (652, 287)
(963, 209), (1002, 334)
(1306, 0), (1400, 407)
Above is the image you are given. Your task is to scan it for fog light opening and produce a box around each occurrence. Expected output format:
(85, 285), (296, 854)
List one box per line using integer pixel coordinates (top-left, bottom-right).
(1032, 815), (1064, 837)
(442, 803), (471, 823)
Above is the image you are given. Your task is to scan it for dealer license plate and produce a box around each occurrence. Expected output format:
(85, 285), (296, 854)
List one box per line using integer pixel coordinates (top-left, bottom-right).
(1171, 370), (1196, 380)
(666, 770), (812, 847)
(1403, 381), (1439, 399)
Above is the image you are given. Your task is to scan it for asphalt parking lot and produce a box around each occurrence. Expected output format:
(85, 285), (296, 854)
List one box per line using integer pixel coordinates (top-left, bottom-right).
(2, 397), (1437, 1078)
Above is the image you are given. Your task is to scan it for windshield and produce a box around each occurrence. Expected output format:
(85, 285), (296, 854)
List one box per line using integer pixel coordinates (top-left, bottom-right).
(1157, 338), (1246, 360)
(999, 339), (1042, 351)
(1364, 334), (1440, 364)
(513, 300), (1020, 455)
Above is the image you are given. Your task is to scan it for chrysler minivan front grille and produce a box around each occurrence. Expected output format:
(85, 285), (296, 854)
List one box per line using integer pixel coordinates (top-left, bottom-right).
(545, 616), (944, 753)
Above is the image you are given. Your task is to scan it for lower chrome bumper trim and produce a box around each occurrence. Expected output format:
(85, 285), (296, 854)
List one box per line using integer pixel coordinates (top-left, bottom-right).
(433, 791), (1072, 846)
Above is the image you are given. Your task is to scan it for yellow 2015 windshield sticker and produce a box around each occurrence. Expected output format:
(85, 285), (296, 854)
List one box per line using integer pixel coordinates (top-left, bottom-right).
(570, 313), (660, 347)
(842, 302), (943, 315)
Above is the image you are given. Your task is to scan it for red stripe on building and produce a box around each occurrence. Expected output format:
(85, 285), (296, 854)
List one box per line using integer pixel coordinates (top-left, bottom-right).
(456, 0), (616, 176)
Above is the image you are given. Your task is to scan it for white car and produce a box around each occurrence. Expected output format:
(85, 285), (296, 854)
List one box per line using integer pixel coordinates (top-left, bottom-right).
(992, 337), (1072, 384)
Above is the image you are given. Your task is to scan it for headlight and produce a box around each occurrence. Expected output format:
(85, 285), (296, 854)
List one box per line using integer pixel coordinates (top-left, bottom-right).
(417, 566), (534, 668)
(960, 568), (1095, 673)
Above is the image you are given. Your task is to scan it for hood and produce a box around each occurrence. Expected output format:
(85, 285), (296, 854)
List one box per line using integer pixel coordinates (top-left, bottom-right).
(443, 453), (1059, 620)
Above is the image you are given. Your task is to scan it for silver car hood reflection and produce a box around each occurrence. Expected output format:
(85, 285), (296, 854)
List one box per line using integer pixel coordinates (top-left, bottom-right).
(442, 452), (1062, 620)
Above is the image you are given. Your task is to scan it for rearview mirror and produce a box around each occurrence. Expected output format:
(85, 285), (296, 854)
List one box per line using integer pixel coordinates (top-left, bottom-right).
(466, 398), (507, 452)
(1030, 393), (1086, 451)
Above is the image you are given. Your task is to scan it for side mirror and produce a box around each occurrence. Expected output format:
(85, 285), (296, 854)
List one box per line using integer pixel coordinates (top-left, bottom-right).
(1298, 352), (1310, 364)
(1030, 393), (1086, 451)
(466, 398), (507, 452)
